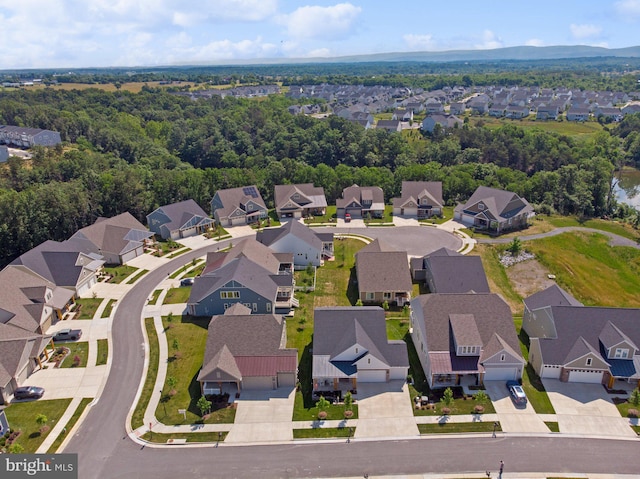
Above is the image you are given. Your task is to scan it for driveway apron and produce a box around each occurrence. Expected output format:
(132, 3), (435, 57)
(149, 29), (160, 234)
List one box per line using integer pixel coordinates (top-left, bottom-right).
(354, 381), (419, 438)
(484, 381), (550, 433)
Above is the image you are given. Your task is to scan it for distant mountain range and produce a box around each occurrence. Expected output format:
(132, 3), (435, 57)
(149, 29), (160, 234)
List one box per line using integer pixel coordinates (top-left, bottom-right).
(213, 45), (640, 65)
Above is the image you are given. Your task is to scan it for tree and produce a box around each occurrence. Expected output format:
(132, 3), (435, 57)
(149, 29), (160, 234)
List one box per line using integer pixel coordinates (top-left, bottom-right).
(507, 237), (522, 256)
(315, 395), (330, 412)
(382, 300), (389, 311)
(630, 388), (640, 407)
(172, 339), (180, 354)
(8, 443), (24, 454)
(474, 390), (489, 404)
(166, 376), (178, 395)
(197, 396), (212, 416)
(440, 387), (454, 408)
(343, 391), (353, 411)
(355, 299), (363, 306)
(36, 413), (48, 429)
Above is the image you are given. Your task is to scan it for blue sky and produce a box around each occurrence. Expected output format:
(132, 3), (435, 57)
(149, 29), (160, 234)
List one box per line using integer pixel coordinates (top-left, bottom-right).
(1, 0), (640, 69)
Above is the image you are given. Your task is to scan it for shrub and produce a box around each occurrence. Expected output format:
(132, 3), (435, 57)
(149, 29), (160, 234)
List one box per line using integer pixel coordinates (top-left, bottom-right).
(628, 408), (638, 418)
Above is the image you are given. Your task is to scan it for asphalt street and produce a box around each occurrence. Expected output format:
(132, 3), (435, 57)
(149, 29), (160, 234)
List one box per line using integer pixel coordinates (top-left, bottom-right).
(64, 230), (640, 479)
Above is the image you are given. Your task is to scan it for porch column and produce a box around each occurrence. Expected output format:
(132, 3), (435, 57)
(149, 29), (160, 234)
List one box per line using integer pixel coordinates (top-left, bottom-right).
(333, 378), (338, 390)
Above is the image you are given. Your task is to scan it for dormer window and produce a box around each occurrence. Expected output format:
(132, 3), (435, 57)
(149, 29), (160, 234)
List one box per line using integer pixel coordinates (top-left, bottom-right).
(500, 354), (506, 361)
(586, 358), (593, 366)
(614, 348), (629, 359)
(293, 194), (299, 200)
(478, 203), (485, 210)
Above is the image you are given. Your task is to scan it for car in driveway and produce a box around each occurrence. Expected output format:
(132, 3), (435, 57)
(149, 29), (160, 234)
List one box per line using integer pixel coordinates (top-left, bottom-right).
(53, 328), (82, 341)
(13, 386), (45, 400)
(344, 213), (351, 223)
(506, 380), (527, 405)
(180, 277), (194, 286)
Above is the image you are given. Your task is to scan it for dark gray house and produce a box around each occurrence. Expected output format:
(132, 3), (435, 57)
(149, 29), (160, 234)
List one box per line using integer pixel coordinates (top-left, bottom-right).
(274, 183), (327, 219)
(147, 199), (214, 240)
(391, 181), (443, 218)
(336, 185), (385, 219)
(410, 248), (489, 294)
(211, 186), (268, 226)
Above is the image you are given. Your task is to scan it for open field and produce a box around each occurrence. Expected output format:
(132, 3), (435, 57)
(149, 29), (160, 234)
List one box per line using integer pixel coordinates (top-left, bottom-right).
(470, 116), (605, 138)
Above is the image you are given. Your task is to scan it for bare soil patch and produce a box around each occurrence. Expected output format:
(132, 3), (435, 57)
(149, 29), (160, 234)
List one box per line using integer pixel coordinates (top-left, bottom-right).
(504, 258), (555, 299)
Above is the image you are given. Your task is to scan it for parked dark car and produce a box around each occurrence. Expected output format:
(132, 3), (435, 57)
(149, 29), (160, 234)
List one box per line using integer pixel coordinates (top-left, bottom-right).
(53, 328), (82, 341)
(13, 386), (45, 400)
(180, 277), (194, 286)
(506, 380), (527, 405)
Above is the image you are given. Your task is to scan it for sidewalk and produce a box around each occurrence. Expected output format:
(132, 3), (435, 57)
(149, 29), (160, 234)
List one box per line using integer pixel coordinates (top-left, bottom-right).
(437, 219), (477, 254)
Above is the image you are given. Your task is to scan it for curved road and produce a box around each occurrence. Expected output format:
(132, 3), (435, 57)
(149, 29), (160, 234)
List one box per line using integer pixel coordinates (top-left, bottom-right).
(478, 226), (640, 248)
(65, 229), (639, 479)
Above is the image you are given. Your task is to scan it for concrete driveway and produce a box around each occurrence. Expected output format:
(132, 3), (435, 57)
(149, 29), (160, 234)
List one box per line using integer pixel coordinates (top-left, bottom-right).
(392, 216), (419, 227)
(484, 381), (550, 433)
(24, 364), (107, 400)
(354, 380), (419, 438)
(225, 387), (295, 443)
(543, 379), (636, 437)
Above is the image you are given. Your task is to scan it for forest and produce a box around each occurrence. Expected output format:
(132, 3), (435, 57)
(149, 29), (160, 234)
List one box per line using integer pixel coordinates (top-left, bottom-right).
(0, 75), (639, 268)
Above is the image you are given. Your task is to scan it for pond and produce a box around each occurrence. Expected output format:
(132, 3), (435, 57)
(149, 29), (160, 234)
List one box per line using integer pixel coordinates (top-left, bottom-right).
(613, 168), (640, 210)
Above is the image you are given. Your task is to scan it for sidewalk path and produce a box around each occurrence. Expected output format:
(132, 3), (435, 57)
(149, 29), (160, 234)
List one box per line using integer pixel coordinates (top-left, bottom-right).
(477, 226), (640, 248)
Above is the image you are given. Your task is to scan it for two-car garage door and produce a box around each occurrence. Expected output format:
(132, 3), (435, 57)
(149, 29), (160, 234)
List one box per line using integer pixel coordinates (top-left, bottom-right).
(483, 367), (519, 381)
(358, 370), (387, 382)
(568, 370), (603, 383)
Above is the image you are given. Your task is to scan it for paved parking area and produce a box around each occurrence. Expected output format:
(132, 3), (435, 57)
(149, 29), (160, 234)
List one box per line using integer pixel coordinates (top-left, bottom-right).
(543, 379), (636, 437)
(225, 388), (295, 443)
(355, 381), (419, 438)
(484, 381), (550, 433)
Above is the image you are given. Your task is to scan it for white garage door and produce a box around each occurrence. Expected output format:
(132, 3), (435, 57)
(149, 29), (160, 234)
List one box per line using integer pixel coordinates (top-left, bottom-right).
(484, 367), (518, 381)
(242, 376), (275, 390)
(277, 372), (296, 387)
(358, 370), (387, 382)
(569, 370), (603, 384)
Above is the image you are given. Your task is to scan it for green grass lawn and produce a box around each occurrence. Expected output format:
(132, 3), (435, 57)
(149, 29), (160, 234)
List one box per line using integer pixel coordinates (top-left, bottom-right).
(547, 216), (640, 242)
(614, 398), (640, 418)
(419, 206), (454, 225)
(385, 317), (410, 341)
(409, 384), (496, 416)
(163, 287), (191, 304)
(292, 391), (358, 421)
(103, 264), (138, 284)
(54, 342), (89, 369)
(364, 204), (393, 224)
(304, 205), (337, 224)
(132, 318), (159, 430)
(101, 299), (117, 318)
(140, 431), (227, 443)
(473, 245), (522, 314)
(4, 399), (72, 453)
(155, 239), (182, 256)
(293, 427), (354, 439)
(471, 116), (604, 138)
(527, 232), (640, 308)
(148, 289), (162, 305)
(74, 298), (104, 319)
(167, 248), (191, 259)
(96, 339), (108, 366)
(47, 398), (92, 453)
(294, 266), (316, 290)
(125, 269), (148, 284)
(418, 422), (502, 434)
(183, 262), (205, 278)
(169, 260), (203, 279)
(545, 421), (560, 432)
(157, 315), (236, 425)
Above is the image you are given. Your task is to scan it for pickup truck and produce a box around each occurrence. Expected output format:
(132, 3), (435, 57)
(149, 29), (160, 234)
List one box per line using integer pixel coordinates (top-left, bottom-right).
(53, 328), (82, 341)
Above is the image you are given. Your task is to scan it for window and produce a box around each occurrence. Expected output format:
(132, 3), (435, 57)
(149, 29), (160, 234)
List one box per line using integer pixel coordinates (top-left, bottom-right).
(220, 291), (240, 299)
(366, 292), (374, 300)
(247, 203), (254, 211)
(355, 348), (358, 354)
(383, 292), (392, 300)
(500, 354), (506, 362)
(614, 348), (629, 359)
(478, 203), (485, 210)
(586, 358), (593, 366)
(252, 303), (257, 312)
(266, 303), (271, 312)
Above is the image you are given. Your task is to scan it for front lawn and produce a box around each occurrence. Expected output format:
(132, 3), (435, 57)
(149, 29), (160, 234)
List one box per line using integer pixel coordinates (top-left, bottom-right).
(163, 287), (191, 304)
(304, 205), (337, 224)
(409, 385), (495, 416)
(293, 427), (354, 439)
(148, 289), (162, 305)
(364, 205), (393, 224)
(103, 264), (138, 284)
(292, 391), (358, 421)
(96, 339), (108, 366)
(47, 398), (92, 453)
(125, 269), (148, 284)
(131, 318), (159, 430)
(614, 394), (640, 419)
(74, 298), (104, 320)
(419, 206), (454, 225)
(418, 422), (502, 434)
(140, 431), (227, 443)
(157, 315), (236, 425)
(58, 342), (89, 368)
(101, 299), (117, 318)
(3, 399), (72, 453)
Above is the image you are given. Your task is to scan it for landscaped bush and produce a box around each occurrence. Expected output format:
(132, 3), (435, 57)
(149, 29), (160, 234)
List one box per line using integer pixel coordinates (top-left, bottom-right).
(628, 408), (638, 418)
(317, 411), (327, 420)
(441, 407), (451, 415)
(344, 410), (354, 419)
(474, 405), (485, 414)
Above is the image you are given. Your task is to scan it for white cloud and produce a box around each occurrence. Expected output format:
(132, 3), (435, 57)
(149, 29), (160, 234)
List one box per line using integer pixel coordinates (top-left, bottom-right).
(403, 34), (437, 51)
(474, 30), (503, 49)
(525, 38), (544, 47)
(304, 48), (332, 58)
(615, 0), (640, 19)
(280, 3), (362, 40)
(570, 23), (602, 39)
(167, 37), (278, 63)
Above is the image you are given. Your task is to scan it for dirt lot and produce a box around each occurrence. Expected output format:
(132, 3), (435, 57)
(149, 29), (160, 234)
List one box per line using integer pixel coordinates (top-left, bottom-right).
(504, 258), (556, 299)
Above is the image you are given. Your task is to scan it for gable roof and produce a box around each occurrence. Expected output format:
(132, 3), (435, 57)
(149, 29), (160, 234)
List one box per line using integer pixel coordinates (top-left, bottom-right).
(425, 255), (490, 294)
(356, 250), (412, 294)
(274, 184), (327, 211)
(197, 310), (297, 382)
(211, 186), (267, 220)
(148, 199), (210, 233)
(313, 307), (408, 368)
(411, 293), (522, 358)
(524, 284), (583, 312)
(256, 220), (323, 251)
(392, 181), (443, 209)
(455, 186), (534, 223)
(202, 238), (289, 276)
(73, 212), (152, 258)
(336, 185), (385, 209)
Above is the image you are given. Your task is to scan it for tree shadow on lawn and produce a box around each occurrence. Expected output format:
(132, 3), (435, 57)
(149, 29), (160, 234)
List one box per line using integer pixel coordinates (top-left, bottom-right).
(298, 342), (314, 409)
(180, 315), (209, 330)
(346, 267), (358, 305)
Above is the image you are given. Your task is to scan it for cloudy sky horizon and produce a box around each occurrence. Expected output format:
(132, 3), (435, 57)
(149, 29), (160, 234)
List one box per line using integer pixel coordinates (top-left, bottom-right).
(1, 0), (640, 69)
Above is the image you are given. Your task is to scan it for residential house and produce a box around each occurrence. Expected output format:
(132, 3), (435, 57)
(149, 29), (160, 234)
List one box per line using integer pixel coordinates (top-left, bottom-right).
(10, 239), (105, 297)
(197, 304), (297, 394)
(454, 186), (534, 234)
(355, 239), (412, 306)
(449, 102), (466, 115)
(505, 105), (530, 119)
(0, 145), (8, 162)
(566, 107), (591, 122)
(621, 103), (640, 115)
(146, 199), (214, 241)
(410, 248), (490, 294)
(391, 181), (443, 218)
(187, 239), (296, 317)
(392, 109), (413, 122)
(256, 220), (334, 268)
(336, 185), (385, 219)
(424, 100), (444, 114)
(522, 284), (583, 328)
(488, 103), (507, 117)
(210, 186), (268, 227)
(421, 114), (463, 133)
(375, 120), (402, 132)
(0, 125), (62, 148)
(410, 293), (525, 387)
(468, 97), (490, 114)
(595, 107), (623, 122)
(525, 303), (640, 387)
(312, 306), (409, 392)
(274, 183), (328, 219)
(536, 104), (560, 121)
(0, 266), (73, 403)
(72, 212), (153, 265)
